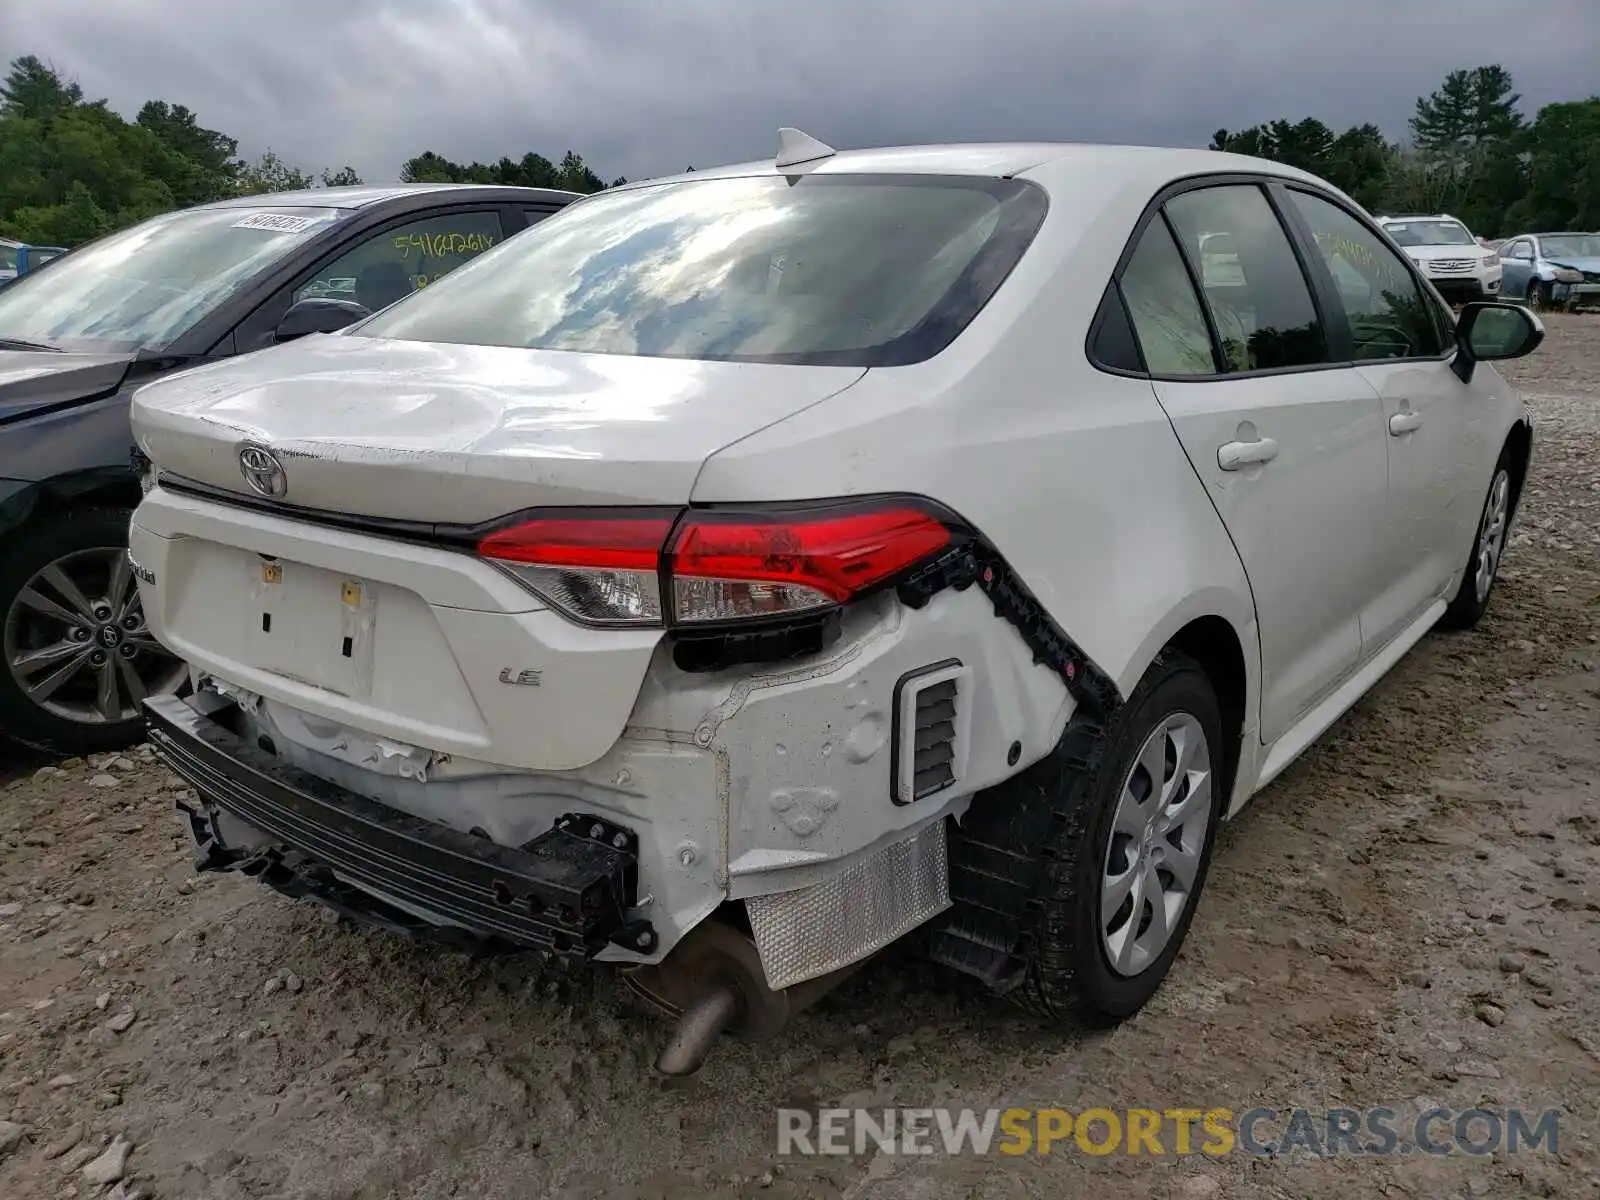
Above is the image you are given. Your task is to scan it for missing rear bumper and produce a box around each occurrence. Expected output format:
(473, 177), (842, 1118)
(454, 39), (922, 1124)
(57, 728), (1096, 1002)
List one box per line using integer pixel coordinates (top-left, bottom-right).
(145, 693), (651, 958)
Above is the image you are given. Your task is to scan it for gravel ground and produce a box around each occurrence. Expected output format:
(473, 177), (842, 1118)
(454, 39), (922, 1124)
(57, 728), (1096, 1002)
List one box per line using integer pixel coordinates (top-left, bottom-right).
(2, 317), (1598, 1200)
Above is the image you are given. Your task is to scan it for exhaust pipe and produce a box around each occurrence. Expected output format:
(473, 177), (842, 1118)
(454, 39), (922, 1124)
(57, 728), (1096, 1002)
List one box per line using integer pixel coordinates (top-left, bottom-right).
(625, 919), (866, 1076)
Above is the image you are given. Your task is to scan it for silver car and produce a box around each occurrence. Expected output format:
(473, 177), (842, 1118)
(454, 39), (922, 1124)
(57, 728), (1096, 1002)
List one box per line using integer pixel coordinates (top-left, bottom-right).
(1497, 232), (1600, 312)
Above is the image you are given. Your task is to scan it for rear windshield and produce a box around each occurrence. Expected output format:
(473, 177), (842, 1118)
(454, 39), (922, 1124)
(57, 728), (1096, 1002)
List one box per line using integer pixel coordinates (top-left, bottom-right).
(353, 174), (1048, 366)
(1382, 220), (1475, 247)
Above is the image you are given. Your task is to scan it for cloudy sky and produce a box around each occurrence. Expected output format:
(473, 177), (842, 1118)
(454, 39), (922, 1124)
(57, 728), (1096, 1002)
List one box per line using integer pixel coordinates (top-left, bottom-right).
(20, 0), (1600, 184)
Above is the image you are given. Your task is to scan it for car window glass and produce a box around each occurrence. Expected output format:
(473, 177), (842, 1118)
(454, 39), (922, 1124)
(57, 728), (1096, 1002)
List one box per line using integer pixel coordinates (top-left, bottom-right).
(1164, 185), (1328, 371)
(1539, 235), (1600, 259)
(355, 175), (1048, 368)
(0, 245), (15, 272)
(1507, 241), (1532, 260)
(1288, 191), (1442, 360)
(295, 211), (503, 311)
(1119, 217), (1217, 376)
(0, 206), (348, 352)
(524, 209), (558, 228)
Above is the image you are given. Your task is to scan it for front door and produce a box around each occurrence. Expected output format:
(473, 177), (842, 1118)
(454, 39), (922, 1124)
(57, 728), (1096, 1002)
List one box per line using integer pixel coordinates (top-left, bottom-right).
(1281, 187), (1484, 651)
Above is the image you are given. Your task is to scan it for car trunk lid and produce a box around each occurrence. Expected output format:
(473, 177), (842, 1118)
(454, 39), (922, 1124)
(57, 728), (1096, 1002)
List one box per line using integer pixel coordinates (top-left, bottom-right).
(131, 334), (867, 522)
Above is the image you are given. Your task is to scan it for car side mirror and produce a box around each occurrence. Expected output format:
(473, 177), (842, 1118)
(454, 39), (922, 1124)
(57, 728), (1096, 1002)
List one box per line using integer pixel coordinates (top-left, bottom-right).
(274, 297), (370, 344)
(1450, 301), (1544, 383)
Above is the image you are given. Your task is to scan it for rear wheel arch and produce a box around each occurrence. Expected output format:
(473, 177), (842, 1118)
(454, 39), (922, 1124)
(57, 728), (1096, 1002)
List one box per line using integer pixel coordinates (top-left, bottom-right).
(1160, 615), (1248, 805)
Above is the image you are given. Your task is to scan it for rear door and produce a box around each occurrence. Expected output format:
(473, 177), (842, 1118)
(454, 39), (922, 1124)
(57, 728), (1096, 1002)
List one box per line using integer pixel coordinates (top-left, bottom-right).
(1121, 180), (1391, 745)
(1279, 186), (1481, 652)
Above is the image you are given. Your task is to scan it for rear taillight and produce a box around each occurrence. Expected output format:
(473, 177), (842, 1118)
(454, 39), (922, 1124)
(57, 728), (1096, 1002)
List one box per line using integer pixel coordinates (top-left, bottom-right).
(669, 505), (951, 624)
(478, 513), (675, 626)
(478, 500), (955, 628)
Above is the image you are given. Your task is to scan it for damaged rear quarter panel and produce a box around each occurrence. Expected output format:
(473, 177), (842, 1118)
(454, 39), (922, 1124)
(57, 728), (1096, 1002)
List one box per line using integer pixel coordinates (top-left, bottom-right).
(689, 170), (1259, 726)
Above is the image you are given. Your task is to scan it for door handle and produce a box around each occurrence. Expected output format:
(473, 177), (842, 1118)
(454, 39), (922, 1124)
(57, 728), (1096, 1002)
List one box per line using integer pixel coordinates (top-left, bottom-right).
(1218, 437), (1279, 471)
(1389, 411), (1423, 436)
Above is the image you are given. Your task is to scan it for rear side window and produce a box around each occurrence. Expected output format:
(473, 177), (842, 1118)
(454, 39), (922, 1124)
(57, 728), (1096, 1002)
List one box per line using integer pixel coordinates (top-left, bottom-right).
(1164, 185), (1329, 372)
(1120, 218), (1216, 376)
(355, 175), (1049, 367)
(1288, 190), (1443, 360)
(296, 210), (504, 311)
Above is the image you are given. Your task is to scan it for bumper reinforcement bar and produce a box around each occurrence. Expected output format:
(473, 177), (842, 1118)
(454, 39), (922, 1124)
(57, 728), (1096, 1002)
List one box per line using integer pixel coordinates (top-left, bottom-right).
(142, 693), (650, 958)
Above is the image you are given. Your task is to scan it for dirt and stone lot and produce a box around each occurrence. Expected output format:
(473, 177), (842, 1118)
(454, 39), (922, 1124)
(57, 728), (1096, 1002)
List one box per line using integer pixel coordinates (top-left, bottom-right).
(2, 317), (1598, 1200)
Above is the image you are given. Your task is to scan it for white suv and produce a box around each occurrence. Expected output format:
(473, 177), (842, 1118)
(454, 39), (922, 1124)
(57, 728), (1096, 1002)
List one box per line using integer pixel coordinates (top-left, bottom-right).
(126, 133), (1542, 1074)
(1378, 213), (1502, 304)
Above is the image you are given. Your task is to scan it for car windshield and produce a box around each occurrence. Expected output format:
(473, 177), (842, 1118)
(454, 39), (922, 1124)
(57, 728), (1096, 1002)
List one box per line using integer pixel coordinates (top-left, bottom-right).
(1382, 220), (1476, 247)
(0, 206), (348, 353)
(353, 174), (1047, 367)
(1540, 235), (1600, 259)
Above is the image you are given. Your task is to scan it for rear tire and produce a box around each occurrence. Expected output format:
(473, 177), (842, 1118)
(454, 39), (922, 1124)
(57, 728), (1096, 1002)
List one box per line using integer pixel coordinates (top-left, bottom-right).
(1439, 452), (1514, 631)
(0, 508), (186, 755)
(1010, 651), (1224, 1022)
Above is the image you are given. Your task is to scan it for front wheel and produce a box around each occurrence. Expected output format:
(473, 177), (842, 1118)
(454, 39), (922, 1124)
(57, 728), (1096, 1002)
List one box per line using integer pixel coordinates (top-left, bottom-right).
(1525, 280), (1549, 312)
(1438, 454), (1513, 631)
(0, 508), (187, 755)
(1012, 651), (1224, 1021)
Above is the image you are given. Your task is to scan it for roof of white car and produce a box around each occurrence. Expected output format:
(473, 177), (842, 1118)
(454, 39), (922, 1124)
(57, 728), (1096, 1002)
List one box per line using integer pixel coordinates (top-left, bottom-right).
(623, 141), (1331, 191)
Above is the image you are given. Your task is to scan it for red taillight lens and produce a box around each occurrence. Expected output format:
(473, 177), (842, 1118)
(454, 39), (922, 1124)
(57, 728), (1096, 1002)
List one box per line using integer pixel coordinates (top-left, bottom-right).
(668, 505), (951, 624)
(478, 514), (674, 625)
(478, 501), (955, 628)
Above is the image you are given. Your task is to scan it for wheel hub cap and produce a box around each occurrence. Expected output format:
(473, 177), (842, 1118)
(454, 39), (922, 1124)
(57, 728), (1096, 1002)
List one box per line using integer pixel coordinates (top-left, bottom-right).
(1474, 470), (1510, 604)
(1101, 712), (1213, 978)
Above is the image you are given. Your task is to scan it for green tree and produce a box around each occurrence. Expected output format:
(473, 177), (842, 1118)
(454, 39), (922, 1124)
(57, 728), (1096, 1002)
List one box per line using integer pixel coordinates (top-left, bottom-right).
(399, 147), (617, 193)
(1411, 65), (1524, 150)
(0, 55), (83, 120)
(235, 149), (314, 194)
(1505, 97), (1600, 231)
(320, 165), (363, 186)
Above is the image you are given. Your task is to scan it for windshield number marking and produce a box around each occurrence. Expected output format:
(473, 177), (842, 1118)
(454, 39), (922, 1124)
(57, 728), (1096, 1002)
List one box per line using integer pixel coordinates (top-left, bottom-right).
(233, 213), (324, 234)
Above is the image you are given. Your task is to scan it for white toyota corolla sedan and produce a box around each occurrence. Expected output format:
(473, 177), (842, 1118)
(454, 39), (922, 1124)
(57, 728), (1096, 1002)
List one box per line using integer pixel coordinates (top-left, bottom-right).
(125, 131), (1541, 1073)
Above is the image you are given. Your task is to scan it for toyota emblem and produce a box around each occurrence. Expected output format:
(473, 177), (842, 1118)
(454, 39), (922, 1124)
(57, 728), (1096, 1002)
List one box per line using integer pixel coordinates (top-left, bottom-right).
(237, 443), (288, 498)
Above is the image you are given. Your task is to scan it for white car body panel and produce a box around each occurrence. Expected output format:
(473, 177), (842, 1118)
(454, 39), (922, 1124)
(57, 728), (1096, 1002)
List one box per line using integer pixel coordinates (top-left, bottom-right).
(131, 336), (868, 520)
(125, 140), (1535, 976)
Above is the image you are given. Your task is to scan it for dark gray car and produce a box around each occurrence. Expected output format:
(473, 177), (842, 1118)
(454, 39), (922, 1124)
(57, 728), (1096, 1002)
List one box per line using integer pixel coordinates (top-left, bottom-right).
(0, 183), (579, 754)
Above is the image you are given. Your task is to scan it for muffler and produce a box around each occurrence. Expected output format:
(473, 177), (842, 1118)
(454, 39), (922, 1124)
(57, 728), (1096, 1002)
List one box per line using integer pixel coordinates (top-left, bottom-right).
(624, 919), (866, 1076)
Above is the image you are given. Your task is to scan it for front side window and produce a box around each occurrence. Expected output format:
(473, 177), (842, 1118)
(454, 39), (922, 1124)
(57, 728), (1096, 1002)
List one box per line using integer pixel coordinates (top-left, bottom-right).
(1289, 191), (1442, 360)
(1382, 219), (1476, 248)
(0, 206), (348, 353)
(295, 210), (504, 312)
(1120, 218), (1216, 376)
(1164, 185), (1328, 372)
(354, 174), (1048, 367)
(1504, 240), (1533, 261)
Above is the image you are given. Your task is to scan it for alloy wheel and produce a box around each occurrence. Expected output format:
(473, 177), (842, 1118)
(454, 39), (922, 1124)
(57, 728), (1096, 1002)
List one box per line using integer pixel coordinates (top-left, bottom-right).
(3, 547), (185, 726)
(1101, 712), (1213, 977)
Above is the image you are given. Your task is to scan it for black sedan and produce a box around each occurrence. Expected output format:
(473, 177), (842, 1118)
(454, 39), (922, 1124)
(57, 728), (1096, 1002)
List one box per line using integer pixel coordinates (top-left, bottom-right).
(0, 183), (579, 755)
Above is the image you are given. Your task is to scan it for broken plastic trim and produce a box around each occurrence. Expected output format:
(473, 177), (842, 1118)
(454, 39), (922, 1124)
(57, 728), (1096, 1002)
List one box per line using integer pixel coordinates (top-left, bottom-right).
(897, 543), (1122, 720)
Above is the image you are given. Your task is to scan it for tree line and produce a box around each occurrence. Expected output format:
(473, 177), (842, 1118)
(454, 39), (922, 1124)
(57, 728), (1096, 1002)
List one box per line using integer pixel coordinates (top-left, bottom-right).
(0, 55), (623, 247)
(2, 53), (1595, 250)
(1210, 64), (1597, 236)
